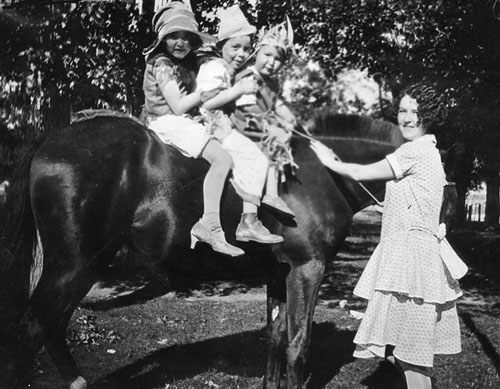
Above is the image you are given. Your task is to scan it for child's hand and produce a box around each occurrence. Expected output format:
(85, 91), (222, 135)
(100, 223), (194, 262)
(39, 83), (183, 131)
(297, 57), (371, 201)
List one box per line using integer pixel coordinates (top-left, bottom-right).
(268, 125), (291, 144)
(235, 77), (257, 96)
(282, 120), (296, 132)
(437, 223), (447, 241)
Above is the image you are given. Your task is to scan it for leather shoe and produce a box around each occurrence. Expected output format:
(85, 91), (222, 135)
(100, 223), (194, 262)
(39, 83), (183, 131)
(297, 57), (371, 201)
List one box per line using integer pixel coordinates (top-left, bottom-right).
(236, 213), (284, 244)
(191, 220), (245, 257)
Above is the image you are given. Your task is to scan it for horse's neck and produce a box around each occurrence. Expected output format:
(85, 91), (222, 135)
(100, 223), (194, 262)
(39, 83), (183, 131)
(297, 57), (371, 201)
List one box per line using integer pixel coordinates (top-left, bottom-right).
(316, 136), (393, 212)
(327, 171), (385, 213)
(316, 135), (396, 165)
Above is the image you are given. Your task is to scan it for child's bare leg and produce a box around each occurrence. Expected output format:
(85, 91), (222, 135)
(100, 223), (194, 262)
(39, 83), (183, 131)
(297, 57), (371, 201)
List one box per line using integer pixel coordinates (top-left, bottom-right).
(200, 140), (231, 225)
(190, 140), (244, 257)
(266, 165), (279, 198)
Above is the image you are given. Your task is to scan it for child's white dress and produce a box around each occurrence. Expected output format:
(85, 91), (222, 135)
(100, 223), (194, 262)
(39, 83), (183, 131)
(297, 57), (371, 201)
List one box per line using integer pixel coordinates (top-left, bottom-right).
(353, 134), (462, 367)
(143, 54), (210, 158)
(196, 58), (268, 205)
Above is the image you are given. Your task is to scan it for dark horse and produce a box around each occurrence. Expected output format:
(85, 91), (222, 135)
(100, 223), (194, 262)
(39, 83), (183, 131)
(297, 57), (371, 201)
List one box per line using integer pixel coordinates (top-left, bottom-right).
(0, 112), (404, 388)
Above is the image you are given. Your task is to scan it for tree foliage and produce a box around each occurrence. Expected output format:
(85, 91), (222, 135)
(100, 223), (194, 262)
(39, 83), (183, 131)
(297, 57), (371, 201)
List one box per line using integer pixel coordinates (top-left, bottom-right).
(257, 0), (500, 199)
(0, 2), (151, 178)
(1, 0), (500, 206)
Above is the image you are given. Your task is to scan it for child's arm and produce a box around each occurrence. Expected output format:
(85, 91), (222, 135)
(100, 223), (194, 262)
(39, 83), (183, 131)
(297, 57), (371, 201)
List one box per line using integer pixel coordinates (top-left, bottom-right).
(155, 60), (201, 115)
(202, 77), (256, 110)
(275, 99), (297, 129)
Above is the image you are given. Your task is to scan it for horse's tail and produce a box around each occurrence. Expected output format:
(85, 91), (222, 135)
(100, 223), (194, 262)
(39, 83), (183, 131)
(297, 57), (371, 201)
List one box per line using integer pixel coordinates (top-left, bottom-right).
(0, 143), (43, 312)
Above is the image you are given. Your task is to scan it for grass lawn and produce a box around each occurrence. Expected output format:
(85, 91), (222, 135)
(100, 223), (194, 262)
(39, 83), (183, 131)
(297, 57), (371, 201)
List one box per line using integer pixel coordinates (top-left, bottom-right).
(30, 210), (500, 388)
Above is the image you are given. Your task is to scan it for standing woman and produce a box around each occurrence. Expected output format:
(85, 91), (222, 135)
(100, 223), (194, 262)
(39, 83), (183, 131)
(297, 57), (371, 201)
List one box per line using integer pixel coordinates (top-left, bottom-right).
(311, 84), (462, 388)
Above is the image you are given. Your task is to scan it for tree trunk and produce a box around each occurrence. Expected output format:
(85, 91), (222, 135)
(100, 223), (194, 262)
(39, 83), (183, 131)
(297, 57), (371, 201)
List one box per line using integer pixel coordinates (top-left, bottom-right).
(484, 165), (500, 227)
(455, 182), (467, 226)
(141, 0), (155, 15)
(445, 142), (469, 227)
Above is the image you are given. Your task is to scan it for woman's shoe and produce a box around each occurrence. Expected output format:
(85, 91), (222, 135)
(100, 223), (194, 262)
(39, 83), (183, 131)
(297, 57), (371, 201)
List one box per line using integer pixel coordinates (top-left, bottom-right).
(190, 220), (245, 257)
(235, 213), (284, 244)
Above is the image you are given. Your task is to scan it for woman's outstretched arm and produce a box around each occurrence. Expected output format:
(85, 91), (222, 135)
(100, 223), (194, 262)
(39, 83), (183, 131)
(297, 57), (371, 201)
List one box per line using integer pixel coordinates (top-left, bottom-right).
(310, 140), (396, 181)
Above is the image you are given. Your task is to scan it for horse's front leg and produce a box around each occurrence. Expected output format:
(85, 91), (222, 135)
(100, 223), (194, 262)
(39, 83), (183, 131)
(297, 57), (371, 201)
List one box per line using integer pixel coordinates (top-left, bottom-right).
(264, 262), (288, 389)
(285, 259), (325, 389)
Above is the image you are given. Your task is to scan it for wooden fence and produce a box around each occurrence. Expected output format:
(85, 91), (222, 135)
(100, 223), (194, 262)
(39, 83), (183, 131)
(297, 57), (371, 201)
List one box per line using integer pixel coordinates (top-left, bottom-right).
(465, 202), (486, 222)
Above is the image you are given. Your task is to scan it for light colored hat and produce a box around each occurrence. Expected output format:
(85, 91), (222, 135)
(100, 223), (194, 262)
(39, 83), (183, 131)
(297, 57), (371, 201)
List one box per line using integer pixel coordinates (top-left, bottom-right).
(255, 16), (296, 60)
(143, 1), (214, 56)
(216, 4), (256, 41)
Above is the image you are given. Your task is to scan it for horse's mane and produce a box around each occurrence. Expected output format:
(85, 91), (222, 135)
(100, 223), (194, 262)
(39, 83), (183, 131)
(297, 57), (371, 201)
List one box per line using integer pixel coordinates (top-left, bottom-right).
(310, 112), (403, 146)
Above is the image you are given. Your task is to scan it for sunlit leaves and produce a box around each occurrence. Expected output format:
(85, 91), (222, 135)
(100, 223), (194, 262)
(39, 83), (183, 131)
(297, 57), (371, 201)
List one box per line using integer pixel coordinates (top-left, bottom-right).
(1, 2), (150, 121)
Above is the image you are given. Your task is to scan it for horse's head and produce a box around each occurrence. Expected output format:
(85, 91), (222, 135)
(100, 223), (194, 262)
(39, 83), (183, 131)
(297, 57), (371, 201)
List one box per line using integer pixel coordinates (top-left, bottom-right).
(307, 112), (403, 211)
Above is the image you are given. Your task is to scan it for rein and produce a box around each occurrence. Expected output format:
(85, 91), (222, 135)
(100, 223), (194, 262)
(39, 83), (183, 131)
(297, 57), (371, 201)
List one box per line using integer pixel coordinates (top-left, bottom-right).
(290, 126), (384, 207)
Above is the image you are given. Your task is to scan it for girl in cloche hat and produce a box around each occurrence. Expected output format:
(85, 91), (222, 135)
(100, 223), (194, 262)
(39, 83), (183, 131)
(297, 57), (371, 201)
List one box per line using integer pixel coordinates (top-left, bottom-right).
(142, 0), (244, 257)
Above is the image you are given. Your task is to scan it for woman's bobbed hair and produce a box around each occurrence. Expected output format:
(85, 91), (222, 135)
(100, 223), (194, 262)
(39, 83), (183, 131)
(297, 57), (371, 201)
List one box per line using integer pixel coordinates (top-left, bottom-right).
(394, 83), (447, 133)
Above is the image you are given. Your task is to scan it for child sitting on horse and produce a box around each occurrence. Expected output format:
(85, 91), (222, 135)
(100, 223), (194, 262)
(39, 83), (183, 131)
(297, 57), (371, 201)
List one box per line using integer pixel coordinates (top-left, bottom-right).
(195, 5), (284, 244)
(141, 0), (244, 257)
(231, 17), (298, 218)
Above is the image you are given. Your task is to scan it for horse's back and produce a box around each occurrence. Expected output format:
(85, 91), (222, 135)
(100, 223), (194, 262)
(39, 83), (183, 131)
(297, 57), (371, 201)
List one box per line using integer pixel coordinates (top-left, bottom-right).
(27, 115), (359, 280)
(30, 117), (191, 259)
(29, 116), (269, 279)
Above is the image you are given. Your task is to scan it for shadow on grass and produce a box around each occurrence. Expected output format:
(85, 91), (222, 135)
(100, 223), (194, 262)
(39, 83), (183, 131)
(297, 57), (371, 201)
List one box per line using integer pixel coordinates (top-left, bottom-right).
(361, 361), (406, 389)
(305, 323), (356, 389)
(460, 312), (500, 376)
(92, 323), (355, 389)
(319, 262), (365, 302)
